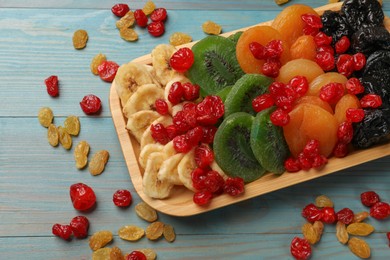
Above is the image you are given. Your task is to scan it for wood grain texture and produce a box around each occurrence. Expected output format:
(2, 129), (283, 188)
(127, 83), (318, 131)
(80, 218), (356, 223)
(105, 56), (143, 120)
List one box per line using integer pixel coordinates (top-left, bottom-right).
(1, 1), (390, 259)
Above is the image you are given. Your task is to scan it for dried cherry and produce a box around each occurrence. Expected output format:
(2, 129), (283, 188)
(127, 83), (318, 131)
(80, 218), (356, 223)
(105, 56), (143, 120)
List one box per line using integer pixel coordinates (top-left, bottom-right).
(70, 216), (89, 239)
(80, 94), (101, 115)
(97, 61), (119, 82)
(69, 183), (96, 211)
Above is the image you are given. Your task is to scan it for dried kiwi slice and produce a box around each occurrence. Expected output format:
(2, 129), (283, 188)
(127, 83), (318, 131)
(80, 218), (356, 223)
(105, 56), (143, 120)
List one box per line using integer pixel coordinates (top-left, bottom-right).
(215, 85), (233, 102)
(224, 74), (273, 117)
(187, 35), (244, 96)
(213, 112), (265, 183)
(250, 107), (289, 175)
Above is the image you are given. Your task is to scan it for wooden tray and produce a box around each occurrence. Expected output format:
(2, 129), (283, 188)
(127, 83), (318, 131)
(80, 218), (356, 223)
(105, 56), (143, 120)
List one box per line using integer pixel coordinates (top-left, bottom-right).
(109, 2), (390, 217)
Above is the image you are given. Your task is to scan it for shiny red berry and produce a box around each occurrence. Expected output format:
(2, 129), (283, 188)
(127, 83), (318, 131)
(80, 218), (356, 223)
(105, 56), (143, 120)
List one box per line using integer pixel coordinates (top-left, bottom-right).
(195, 144), (214, 169)
(345, 78), (364, 95)
(186, 126), (204, 147)
(134, 9), (148, 27)
(249, 42), (267, 60)
(337, 121), (353, 144)
(312, 154), (328, 168)
(333, 142), (349, 158)
(360, 94), (382, 108)
(265, 40), (284, 59)
(319, 82), (344, 104)
(314, 32), (332, 47)
(45, 75), (59, 97)
(52, 224), (72, 240)
(191, 167), (208, 191)
(353, 53), (366, 71)
(360, 191), (380, 207)
(111, 3), (130, 17)
(147, 21), (165, 37)
(97, 61), (119, 82)
(321, 207), (337, 224)
(155, 98), (169, 115)
(80, 94), (102, 115)
(201, 126), (218, 144)
(223, 177), (245, 196)
(284, 157), (301, 172)
(336, 208), (354, 225)
(168, 81), (184, 105)
(170, 47), (194, 73)
(346, 108), (365, 123)
(262, 58), (281, 78)
(315, 51), (335, 71)
(301, 13), (323, 29)
(70, 216), (89, 239)
(335, 36), (350, 54)
(289, 76), (309, 98)
(196, 95), (224, 126)
(370, 202), (390, 220)
(193, 190), (213, 205)
(150, 8), (167, 22)
(298, 152), (312, 170)
(302, 203), (322, 222)
(303, 139), (320, 159)
(270, 108), (290, 126)
(150, 123), (170, 145)
(336, 54), (354, 77)
(182, 82), (200, 101)
(203, 170), (225, 194)
(290, 237), (312, 260)
(126, 251), (147, 260)
(173, 134), (192, 153)
(252, 94), (275, 112)
(69, 183), (96, 211)
(113, 189), (132, 207)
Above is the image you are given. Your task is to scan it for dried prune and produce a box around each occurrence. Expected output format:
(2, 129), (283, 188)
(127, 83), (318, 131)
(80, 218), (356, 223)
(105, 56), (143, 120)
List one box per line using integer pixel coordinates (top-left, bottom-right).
(351, 27), (390, 55)
(352, 108), (390, 148)
(341, 0), (384, 31)
(321, 10), (353, 44)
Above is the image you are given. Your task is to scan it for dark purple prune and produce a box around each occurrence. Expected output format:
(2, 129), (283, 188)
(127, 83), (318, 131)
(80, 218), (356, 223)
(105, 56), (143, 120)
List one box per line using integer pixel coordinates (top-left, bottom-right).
(352, 108), (390, 148)
(321, 10), (353, 44)
(351, 27), (390, 55)
(361, 76), (390, 107)
(363, 51), (390, 90)
(341, 0), (384, 31)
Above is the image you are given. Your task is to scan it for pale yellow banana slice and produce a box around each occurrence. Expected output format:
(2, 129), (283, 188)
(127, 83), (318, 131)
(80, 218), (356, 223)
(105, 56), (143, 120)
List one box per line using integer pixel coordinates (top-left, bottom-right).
(114, 62), (159, 107)
(151, 44), (183, 86)
(157, 153), (185, 185)
(177, 148), (197, 191)
(122, 84), (164, 118)
(143, 152), (174, 199)
(126, 110), (160, 143)
(140, 115), (173, 150)
(162, 140), (176, 158)
(139, 143), (164, 169)
(210, 160), (229, 180)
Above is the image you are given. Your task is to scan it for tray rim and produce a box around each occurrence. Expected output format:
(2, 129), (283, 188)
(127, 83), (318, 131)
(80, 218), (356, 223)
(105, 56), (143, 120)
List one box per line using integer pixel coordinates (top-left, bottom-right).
(109, 2), (390, 217)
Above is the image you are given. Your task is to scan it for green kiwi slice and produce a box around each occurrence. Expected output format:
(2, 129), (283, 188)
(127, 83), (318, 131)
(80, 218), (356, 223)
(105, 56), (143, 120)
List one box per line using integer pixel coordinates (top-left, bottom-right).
(227, 31), (243, 44)
(213, 112), (265, 183)
(250, 107), (289, 175)
(215, 85), (233, 102)
(224, 74), (273, 118)
(187, 35), (244, 96)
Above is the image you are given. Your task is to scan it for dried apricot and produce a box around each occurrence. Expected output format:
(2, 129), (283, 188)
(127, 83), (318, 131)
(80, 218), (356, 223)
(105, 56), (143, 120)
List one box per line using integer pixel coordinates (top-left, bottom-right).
(276, 59), (324, 84)
(290, 35), (316, 61)
(72, 29), (88, 49)
(38, 107), (54, 127)
(307, 72), (348, 97)
(202, 21), (222, 35)
(334, 94), (360, 124)
(294, 96), (333, 114)
(89, 150), (109, 176)
(90, 53), (107, 75)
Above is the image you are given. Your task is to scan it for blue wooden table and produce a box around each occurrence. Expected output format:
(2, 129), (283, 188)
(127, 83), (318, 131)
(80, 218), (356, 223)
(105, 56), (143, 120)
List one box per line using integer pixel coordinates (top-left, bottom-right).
(1, 0), (389, 259)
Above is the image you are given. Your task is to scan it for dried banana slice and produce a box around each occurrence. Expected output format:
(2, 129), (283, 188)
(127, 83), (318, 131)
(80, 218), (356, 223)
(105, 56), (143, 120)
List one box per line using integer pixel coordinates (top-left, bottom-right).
(210, 160), (229, 180)
(162, 140), (176, 158)
(126, 110), (160, 143)
(158, 153), (185, 185)
(151, 44), (183, 86)
(140, 115), (172, 150)
(139, 143), (164, 169)
(143, 152), (174, 199)
(114, 62), (159, 107)
(122, 84), (164, 118)
(177, 148), (197, 191)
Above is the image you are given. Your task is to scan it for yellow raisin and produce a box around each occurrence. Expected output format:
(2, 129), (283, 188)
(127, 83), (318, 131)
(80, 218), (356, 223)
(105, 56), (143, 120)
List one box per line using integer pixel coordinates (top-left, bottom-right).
(74, 140), (90, 169)
(353, 211), (369, 223)
(91, 53), (107, 75)
(202, 20), (222, 35)
(118, 225), (145, 241)
(38, 107), (54, 127)
(58, 126), (72, 150)
(72, 29), (88, 49)
(169, 32), (192, 46)
(110, 246), (124, 260)
(134, 249), (157, 260)
(116, 11), (135, 30)
(163, 224), (176, 242)
(314, 195), (334, 208)
(47, 124), (59, 147)
(145, 221), (164, 240)
(120, 28), (138, 42)
(346, 223), (375, 236)
(312, 221), (324, 243)
(142, 0), (156, 16)
(92, 247), (112, 260)
(301, 222), (319, 244)
(88, 150), (109, 176)
(135, 202), (158, 222)
(89, 230), (113, 251)
(348, 237), (370, 259)
(64, 115), (80, 136)
(336, 221), (349, 244)
(274, 0), (290, 5)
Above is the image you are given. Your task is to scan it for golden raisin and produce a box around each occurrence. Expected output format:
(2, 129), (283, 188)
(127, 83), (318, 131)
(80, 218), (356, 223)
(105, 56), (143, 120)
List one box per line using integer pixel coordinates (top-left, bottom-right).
(202, 20), (222, 35)
(74, 140), (90, 169)
(275, 0), (290, 5)
(169, 32), (192, 46)
(64, 115), (80, 136)
(118, 225), (145, 241)
(109, 247), (123, 260)
(58, 126), (72, 150)
(120, 28), (138, 42)
(89, 230), (113, 251)
(135, 202), (158, 222)
(116, 11), (135, 30)
(47, 124), (59, 147)
(336, 221), (349, 244)
(92, 247), (112, 260)
(89, 150), (109, 176)
(142, 1), (156, 16)
(314, 195), (334, 208)
(353, 211), (369, 223)
(73, 29), (88, 49)
(38, 107), (54, 127)
(346, 223), (375, 236)
(145, 221), (164, 240)
(301, 222), (319, 244)
(163, 224), (176, 242)
(91, 53), (107, 75)
(348, 237), (370, 259)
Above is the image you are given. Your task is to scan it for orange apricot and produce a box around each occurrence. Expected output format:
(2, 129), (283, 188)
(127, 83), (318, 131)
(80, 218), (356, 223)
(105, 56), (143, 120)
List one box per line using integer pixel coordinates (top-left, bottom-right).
(276, 59), (324, 84)
(283, 103), (338, 158)
(334, 94), (361, 124)
(236, 25), (291, 74)
(290, 35), (317, 61)
(294, 96), (333, 114)
(272, 4), (320, 47)
(308, 72), (348, 97)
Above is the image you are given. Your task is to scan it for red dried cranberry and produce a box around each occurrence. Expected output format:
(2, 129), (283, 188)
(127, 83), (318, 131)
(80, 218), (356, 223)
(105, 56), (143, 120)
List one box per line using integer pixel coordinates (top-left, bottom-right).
(186, 126), (204, 147)
(290, 237), (312, 260)
(52, 224), (72, 240)
(337, 121), (353, 144)
(191, 167), (208, 191)
(268, 82), (286, 98)
(297, 152), (312, 170)
(173, 111), (191, 133)
(168, 82), (184, 105)
(80, 94), (102, 115)
(252, 93), (275, 113)
(346, 108), (365, 123)
(134, 9), (148, 27)
(317, 45), (334, 55)
(150, 8), (167, 22)
(353, 53), (366, 71)
(203, 170), (225, 194)
(303, 139), (320, 159)
(312, 154), (328, 168)
(170, 47), (194, 73)
(195, 144), (214, 169)
(335, 36), (350, 54)
(360, 191), (380, 207)
(333, 142), (349, 158)
(196, 95), (224, 126)
(97, 61), (119, 82)
(314, 32), (332, 47)
(321, 207), (337, 224)
(289, 76), (309, 98)
(270, 108), (290, 126)
(182, 83), (200, 101)
(303, 25), (319, 36)
(150, 123), (170, 145)
(147, 21), (165, 37)
(45, 75), (59, 97)
(193, 190), (213, 205)
(274, 95), (294, 112)
(261, 58), (281, 78)
(315, 51), (335, 71)
(165, 124), (178, 140)
(301, 13), (323, 29)
(336, 54), (354, 77)
(345, 78), (364, 95)
(126, 251), (147, 260)
(113, 189), (132, 207)
(360, 94), (382, 108)
(111, 3), (130, 17)
(69, 183), (96, 211)
(173, 134), (192, 153)
(302, 203), (322, 222)
(201, 126), (218, 144)
(182, 102), (196, 112)
(370, 202), (390, 220)
(69, 216), (89, 239)
(155, 98), (169, 115)
(284, 157), (301, 172)
(336, 208), (354, 225)
(265, 40), (283, 59)
(223, 177), (245, 196)
(249, 42), (267, 60)
(319, 82), (344, 104)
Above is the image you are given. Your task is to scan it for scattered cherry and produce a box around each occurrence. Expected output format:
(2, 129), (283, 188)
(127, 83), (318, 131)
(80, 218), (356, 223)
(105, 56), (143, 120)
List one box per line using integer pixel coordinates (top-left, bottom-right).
(113, 189), (132, 207)
(319, 82), (344, 104)
(97, 61), (119, 82)
(290, 237), (312, 260)
(80, 94), (102, 115)
(336, 54), (354, 78)
(353, 53), (366, 71)
(201, 125), (218, 144)
(186, 126), (203, 147)
(52, 224), (73, 240)
(173, 134), (192, 153)
(170, 47), (194, 73)
(336, 208), (354, 225)
(150, 8), (167, 22)
(223, 177), (245, 196)
(45, 75), (59, 97)
(337, 121), (353, 144)
(168, 81), (185, 105)
(203, 170), (225, 194)
(370, 202), (390, 220)
(315, 51), (335, 71)
(126, 250), (147, 260)
(147, 21), (165, 37)
(134, 9), (148, 27)
(360, 191), (380, 207)
(111, 3), (130, 17)
(314, 32), (332, 47)
(302, 203), (323, 222)
(289, 76), (309, 98)
(321, 207), (337, 224)
(265, 40), (283, 59)
(303, 139), (320, 159)
(249, 42), (267, 60)
(69, 183), (96, 211)
(333, 142), (349, 158)
(193, 190), (213, 206)
(69, 216), (89, 239)
(182, 83), (200, 101)
(262, 58), (281, 78)
(196, 95), (224, 126)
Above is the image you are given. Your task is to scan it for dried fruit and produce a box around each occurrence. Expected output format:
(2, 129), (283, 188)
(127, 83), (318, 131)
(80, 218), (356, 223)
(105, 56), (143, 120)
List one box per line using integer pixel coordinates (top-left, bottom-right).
(321, 207), (337, 224)
(312, 221), (324, 243)
(113, 189), (132, 207)
(38, 107), (54, 127)
(69, 183), (96, 211)
(170, 47), (195, 73)
(336, 207), (354, 225)
(89, 230), (113, 251)
(120, 28), (138, 42)
(163, 224), (176, 242)
(118, 225), (145, 241)
(347, 223), (375, 236)
(302, 203), (323, 222)
(301, 222), (319, 244)
(290, 237), (312, 260)
(348, 237), (371, 259)
(370, 201), (390, 220)
(92, 247), (112, 260)
(80, 94), (102, 115)
(45, 75), (59, 97)
(89, 150), (109, 176)
(74, 140), (90, 169)
(47, 124), (59, 147)
(52, 223), (72, 240)
(111, 3), (130, 17)
(353, 211), (369, 223)
(91, 53), (107, 75)
(110, 246), (124, 260)
(126, 251), (147, 260)
(135, 249), (157, 260)
(150, 8), (167, 22)
(274, 0), (289, 5)
(72, 29), (88, 49)
(147, 21), (165, 37)
(202, 20), (222, 35)
(98, 61), (119, 83)
(360, 191), (381, 207)
(116, 11), (135, 30)
(135, 202), (158, 222)
(342, 0), (384, 31)
(145, 221), (164, 240)
(314, 195), (334, 208)
(169, 32), (192, 46)
(70, 216), (89, 239)
(223, 177), (245, 196)
(142, 0), (156, 15)
(58, 126), (72, 150)
(64, 115), (80, 136)
(336, 221), (349, 244)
